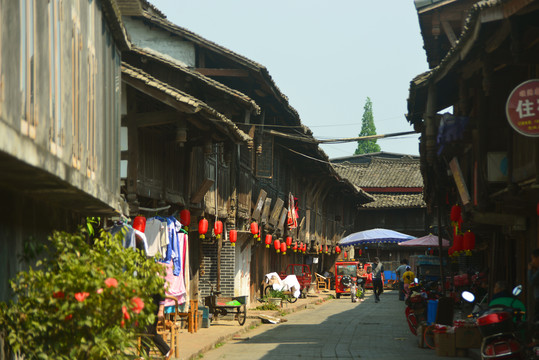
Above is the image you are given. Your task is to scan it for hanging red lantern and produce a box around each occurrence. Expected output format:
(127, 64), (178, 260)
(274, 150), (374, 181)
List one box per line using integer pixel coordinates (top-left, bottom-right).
(265, 234), (272, 248)
(293, 242), (298, 252)
(179, 209), (191, 230)
(286, 236), (292, 248)
(453, 234), (464, 252)
(463, 231), (476, 251)
(358, 249), (362, 257)
(319, 245), (322, 254)
(301, 243), (306, 254)
(214, 220), (223, 239)
(344, 251), (348, 259)
(324, 245), (329, 254)
(132, 216), (146, 233)
(429, 248), (434, 256)
(281, 242), (286, 255)
(198, 218), (208, 239)
(335, 246), (341, 254)
(250, 222), (259, 240)
(229, 229), (237, 247)
(274, 239), (281, 253)
(450, 204), (461, 222)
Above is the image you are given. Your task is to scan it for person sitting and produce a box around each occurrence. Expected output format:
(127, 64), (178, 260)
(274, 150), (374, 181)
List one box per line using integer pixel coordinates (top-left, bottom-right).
(489, 280), (526, 321)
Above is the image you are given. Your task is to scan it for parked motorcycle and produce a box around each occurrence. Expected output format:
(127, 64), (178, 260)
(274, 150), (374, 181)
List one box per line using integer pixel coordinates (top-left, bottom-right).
(405, 278), (442, 335)
(462, 286), (537, 360)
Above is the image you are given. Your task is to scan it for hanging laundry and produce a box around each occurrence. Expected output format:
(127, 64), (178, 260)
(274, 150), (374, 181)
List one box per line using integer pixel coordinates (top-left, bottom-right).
(165, 216), (181, 276)
(160, 261), (186, 309)
(145, 217), (168, 258)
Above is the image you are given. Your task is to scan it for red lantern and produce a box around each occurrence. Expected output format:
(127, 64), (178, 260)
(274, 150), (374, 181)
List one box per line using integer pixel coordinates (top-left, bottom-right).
(214, 220), (223, 239)
(293, 242), (298, 252)
(229, 230), (237, 247)
(453, 234), (464, 252)
(359, 249), (362, 257)
(450, 204), (461, 223)
(335, 246), (341, 254)
(281, 242), (286, 255)
(429, 248), (434, 255)
(250, 222), (259, 240)
(286, 236), (292, 248)
(198, 218), (208, 239)
(324, 245), (328, 254)
(132, 216), (146, 233)
(448, 246), (454, 256)
(274, 239), (281, 253)
(265, 234), (272, 248)
(344, 251), (348, 259)
(463, 231), (476, 251)
(179, 209), (191, 230)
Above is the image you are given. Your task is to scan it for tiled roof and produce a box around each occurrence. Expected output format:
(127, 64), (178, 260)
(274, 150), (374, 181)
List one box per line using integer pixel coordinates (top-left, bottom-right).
(129, 46), (261, 115)
(334, 157), (424, 188)
(359, 194), (426, 209)
(121, 63), (252, 145)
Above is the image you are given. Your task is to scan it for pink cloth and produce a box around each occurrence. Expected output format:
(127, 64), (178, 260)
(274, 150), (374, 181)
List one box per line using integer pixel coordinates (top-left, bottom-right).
(159, 261), (186, 307)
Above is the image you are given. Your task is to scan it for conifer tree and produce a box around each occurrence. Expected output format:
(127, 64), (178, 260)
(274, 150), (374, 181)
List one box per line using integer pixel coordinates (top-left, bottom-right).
(354, 97), (381, 155)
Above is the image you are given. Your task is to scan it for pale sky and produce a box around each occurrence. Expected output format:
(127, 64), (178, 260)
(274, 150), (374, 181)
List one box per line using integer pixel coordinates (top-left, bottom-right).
(148, 1), (429, 159)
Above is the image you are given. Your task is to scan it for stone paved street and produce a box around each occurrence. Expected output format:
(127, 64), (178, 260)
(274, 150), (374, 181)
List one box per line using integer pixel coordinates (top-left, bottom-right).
(200, 290), (471, 360)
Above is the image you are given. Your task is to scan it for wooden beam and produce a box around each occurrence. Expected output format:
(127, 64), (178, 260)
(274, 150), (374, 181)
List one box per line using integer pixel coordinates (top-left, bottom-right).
(195, 68), (249, 77)
(471, 211), (527, 230)
(190, 178), (214, 204)
(441, 19), (457, 47)
(123, 77), (198, 115)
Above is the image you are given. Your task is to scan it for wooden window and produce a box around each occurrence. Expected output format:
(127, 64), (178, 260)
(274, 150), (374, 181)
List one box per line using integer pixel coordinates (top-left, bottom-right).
(255, 136), (273, 178)
(20, 0), (36, 139)
(71, 12), (81, 169)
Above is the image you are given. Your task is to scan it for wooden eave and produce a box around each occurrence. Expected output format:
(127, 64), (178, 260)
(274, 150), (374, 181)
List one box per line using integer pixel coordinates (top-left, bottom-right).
(101, 0), (131, 51)
(121, 63), (252, 145)
(127, 46), (261, 115)
(407, 0), (537, 126)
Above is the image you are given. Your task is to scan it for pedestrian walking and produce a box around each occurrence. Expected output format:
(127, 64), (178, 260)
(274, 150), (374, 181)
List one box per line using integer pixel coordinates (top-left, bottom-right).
(402, 266), (415, 300)
(372, 257), (384, 303)
(395, 259), (408, 301)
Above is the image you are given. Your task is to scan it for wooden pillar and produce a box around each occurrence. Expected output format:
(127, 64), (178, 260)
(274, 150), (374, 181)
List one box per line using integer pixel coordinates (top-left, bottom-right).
(425, 84), (437, 166)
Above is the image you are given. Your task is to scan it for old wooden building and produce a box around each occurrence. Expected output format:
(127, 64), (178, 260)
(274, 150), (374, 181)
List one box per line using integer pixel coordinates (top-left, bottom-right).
(116, 0), (372, 303)
(333, 152), (428, 267)
(408, 0), (539, 313)
(0, 0), (129, 301)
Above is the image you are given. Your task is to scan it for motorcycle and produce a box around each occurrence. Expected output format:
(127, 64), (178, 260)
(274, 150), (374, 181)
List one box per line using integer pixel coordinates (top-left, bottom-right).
(405, 278), (442, 335)
(351, 277), (365, 303)
(462, 286), (537, 360)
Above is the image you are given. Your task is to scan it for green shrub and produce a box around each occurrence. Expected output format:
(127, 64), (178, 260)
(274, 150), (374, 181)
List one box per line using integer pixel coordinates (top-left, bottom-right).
(266, 290), (287, 300)
(0, 229), (165, 360)
(253, 303), (279, 311)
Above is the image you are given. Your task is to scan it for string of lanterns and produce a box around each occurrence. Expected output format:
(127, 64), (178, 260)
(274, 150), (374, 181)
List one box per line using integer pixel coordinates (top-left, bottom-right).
(448, 204), (476, 258)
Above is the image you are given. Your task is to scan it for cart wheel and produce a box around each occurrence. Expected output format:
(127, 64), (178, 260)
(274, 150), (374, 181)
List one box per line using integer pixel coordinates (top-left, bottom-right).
(264, 285), (272, 297)
(237, 304), (247, 326)
(287, 295), (298, 303)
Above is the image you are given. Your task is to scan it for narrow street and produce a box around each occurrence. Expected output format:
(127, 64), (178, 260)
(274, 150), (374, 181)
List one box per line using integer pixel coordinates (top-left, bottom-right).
(201, 290), (470, 360)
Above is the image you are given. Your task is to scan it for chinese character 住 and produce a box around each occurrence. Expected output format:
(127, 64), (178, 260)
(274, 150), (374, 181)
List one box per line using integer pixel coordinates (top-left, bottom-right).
(516, 98), (539, 118)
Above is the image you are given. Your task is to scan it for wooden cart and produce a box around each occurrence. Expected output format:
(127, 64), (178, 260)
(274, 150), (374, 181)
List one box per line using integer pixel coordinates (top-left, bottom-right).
(204, 293), (247, 326)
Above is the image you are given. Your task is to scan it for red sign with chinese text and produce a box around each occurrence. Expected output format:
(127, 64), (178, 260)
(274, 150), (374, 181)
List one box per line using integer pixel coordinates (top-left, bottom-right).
(506, 79), (539, 137)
